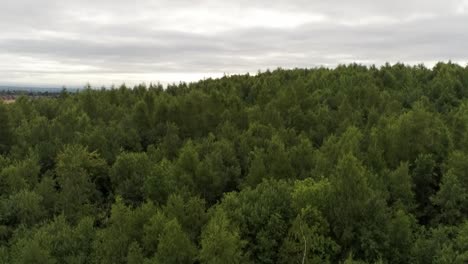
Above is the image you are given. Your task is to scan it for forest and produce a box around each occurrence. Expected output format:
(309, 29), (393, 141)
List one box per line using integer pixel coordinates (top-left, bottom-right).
(0, 62), (467, 263)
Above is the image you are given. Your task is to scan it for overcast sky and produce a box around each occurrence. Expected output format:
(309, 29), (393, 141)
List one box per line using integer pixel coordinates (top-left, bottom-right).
(1, 0), (468, 87)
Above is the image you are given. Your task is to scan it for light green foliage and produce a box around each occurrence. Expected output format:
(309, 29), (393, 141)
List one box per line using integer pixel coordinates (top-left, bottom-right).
(279, 207), (339, 264)
(7, 190), (44, 226)
(0, 157), (40, 195)
(155, 219), (197, 264)
(143, 159), (174, 205)
(10, 229), (56, 264)
(93, 198), (156, 264)
(219, 180), (293, 263)
(291, 178), (331, 214)
(142, 211), (168, 256)
(412, 223), (468, 264)
(34, 175), (59, 218)
(163, 194), (207, 242)
(173, 141), (199, 192)
(199, 209), (246, 264)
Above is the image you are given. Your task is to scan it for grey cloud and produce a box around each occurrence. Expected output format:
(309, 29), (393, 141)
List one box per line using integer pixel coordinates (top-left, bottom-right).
(0, 0), (467, 86)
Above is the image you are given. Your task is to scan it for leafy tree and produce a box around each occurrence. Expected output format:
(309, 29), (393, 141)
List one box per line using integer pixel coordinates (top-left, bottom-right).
(279, 207), (339, 264)
(385, 162), (415, 211)
(219, 180), (293, 263)
(385, 209), (415, 263)
(244, 149), (267, 188)
(155, 219), (197, 264)
(110, 152), (151, 205)
(34, 175), (59, 218)
(55, 145), (108, 222)
(375, 103), (451, 167)
(173, 141), (199, 193)
(327, 154), (387, 261)
(430, 151), (468, 224)
(163, 194), (207, 242)
(142, 211), (168, 256)
(10, 229), (56, 264)
(431, 171), (467, 225)
(93, 198), (156, 264)
(199, 209), (247, 264)
(7, 190), (44, 226)
(127, 242), (145, 264)
(143, 159), (174, 205)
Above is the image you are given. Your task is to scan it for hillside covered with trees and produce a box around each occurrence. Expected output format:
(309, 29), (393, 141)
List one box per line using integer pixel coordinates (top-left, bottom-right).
(0, 63), (467, 263)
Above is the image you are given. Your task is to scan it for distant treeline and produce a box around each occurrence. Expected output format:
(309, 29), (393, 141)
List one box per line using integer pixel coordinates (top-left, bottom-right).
(0, 86), (73, 94)
(0, 63), (467, 263)
(0, 88), (71, 102)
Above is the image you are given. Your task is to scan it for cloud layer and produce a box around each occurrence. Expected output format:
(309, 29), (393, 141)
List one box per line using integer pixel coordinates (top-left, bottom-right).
(1, 0), (467, 86)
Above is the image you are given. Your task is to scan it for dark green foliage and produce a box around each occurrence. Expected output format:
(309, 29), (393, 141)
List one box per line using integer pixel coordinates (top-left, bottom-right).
(0, 103), (13, 154)
(55, 145), (108, 222)
(110, 152), (152, 204)
(1, 63), (467, 263)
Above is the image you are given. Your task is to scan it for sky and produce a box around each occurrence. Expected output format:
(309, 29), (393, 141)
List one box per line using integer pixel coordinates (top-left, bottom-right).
(1, 0), (468, 87)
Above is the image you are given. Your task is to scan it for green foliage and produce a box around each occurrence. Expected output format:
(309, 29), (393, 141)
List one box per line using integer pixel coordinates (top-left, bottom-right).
(385, 162), (415, 211)
(155, 219), (197, 264)
(199, 209), (247, 264)
(0, 103), (13, 154)
(110, 152), (151, 204)
(0, 64), (467, 263)
(219, 180), (293, 263)
(326, 154), (390, 260)
(127, 242), (144, 264)
(374, 103), (451, 168)
(93, 198), (156, 264)
(55, 145), (108, 222)
(279, 207), (339, 264)
(143, 159), (174, 205)
(163, 194), (207, 242)
(142, 211), (168, 256)
(6, 190), (44, 227)
(412, 154), (439, 222)
(431, 171), (467, 225)
(10, 229), (56, 264)
(386, 209), (415, 263)
(0, 156), (40, 195)
(411, 223), (468, 264)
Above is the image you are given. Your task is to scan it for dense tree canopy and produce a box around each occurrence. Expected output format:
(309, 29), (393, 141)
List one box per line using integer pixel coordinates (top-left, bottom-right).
(1, 63), (468, 263)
